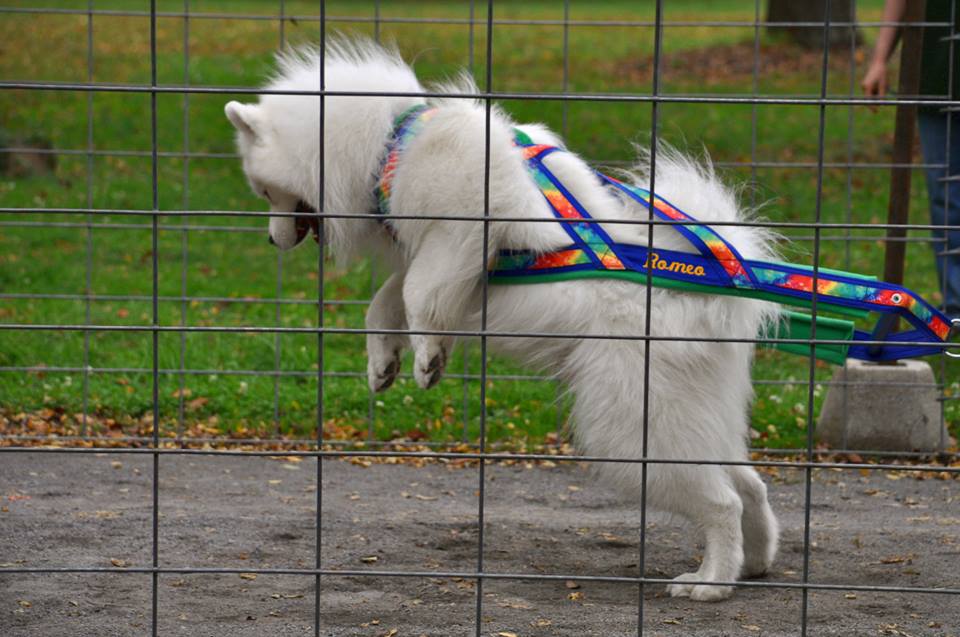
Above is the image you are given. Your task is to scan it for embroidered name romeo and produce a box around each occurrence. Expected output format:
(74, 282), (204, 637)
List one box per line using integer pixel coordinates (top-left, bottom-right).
(643, 252), (706, 276)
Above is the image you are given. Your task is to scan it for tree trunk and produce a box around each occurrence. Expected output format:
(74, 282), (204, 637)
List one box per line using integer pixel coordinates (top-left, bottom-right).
(767, 0), (862, 49)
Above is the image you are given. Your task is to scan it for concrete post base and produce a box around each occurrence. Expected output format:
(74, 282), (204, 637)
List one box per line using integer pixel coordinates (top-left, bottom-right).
(816, 359), (949, 452)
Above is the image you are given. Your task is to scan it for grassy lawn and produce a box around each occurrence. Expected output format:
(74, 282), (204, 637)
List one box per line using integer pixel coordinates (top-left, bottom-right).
(1, 0), (956, 449)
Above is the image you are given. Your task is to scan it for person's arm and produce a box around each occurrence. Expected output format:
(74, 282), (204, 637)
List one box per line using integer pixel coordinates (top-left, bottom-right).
(862, 0), (909, 97)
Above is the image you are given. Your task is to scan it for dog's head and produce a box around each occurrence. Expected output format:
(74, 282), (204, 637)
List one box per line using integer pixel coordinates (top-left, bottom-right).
(225, 100), (319, 250)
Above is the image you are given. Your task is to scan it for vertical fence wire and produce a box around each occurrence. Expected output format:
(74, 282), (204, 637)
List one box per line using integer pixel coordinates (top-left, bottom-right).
(554, 0), (573, 445)
(749, 0), (761, 208)
(636, 2), (664, 632)
(368, 0), (382, 441)
(799, 2), (834, 633)
(839, 1), (858, 451)
(149, 1), (161, 634)
(474, 2), (495, 633)
(273, 0), (292, 440)
(81, 0), (95, 439)
(314, 3), (327, 634)
(462, 0), (479, 447)
(939, 1), (957, 453)
(177, 0), (192, 443)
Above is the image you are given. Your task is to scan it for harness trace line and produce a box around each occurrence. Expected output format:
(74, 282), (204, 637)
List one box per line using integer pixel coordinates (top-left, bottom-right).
(373, 105), (955, 363)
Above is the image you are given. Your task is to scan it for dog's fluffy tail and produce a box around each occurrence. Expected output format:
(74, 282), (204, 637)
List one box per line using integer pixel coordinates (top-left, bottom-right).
(620, 142), (783, 337)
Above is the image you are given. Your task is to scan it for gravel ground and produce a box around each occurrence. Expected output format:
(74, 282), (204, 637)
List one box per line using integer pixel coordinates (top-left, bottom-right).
(1, 451), (959, 637)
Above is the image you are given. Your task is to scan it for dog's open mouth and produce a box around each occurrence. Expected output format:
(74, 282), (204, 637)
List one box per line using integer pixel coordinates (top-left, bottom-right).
(294, 200), (320, 244)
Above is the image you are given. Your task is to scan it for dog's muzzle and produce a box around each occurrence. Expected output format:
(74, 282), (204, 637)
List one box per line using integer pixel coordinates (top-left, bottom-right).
(294, 200), (320, 244)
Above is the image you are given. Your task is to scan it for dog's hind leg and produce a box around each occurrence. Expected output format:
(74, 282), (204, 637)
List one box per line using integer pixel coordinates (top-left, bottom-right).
(402, 230), (481, 389)
(366, 272), (408, 393)
(568, 339), (747, 601)
(657, 465), (744, 602)
(727, 464), (778, 578)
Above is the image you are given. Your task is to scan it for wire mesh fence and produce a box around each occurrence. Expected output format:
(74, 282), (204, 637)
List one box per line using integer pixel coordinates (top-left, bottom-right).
(1, 1), (959, 635)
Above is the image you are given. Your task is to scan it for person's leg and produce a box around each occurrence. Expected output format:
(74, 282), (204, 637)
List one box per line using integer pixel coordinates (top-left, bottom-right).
(918, 110), (960, 317)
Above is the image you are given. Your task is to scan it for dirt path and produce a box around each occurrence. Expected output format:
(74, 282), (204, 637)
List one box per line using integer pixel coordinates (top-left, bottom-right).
(1, 452), (958, 636)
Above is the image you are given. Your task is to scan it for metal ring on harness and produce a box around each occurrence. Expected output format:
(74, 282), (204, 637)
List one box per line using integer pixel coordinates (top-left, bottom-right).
(946, 318), (960, 359)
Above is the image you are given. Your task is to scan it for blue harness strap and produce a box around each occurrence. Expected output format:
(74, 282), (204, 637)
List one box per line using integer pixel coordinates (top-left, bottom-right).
(493, 132), (956, 363)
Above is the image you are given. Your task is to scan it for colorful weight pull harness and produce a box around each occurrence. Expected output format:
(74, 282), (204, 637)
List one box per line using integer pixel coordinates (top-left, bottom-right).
(374, 104), (956, 363)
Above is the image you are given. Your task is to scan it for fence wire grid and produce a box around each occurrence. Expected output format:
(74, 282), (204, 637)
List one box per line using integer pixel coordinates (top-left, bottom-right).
(1, 1), (959, 636)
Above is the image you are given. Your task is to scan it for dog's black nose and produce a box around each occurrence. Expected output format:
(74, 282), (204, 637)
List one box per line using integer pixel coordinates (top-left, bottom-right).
(268, 234), (275, 245)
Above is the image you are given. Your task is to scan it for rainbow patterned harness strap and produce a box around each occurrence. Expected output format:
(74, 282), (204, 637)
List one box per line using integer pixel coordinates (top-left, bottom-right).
(375, 104), (438, 215)
(375, 105), (955, 362)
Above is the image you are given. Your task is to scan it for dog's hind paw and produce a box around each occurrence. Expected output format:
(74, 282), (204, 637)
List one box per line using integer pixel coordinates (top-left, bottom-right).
(666, 573), (734, 602)
(740, 558), (771, 579)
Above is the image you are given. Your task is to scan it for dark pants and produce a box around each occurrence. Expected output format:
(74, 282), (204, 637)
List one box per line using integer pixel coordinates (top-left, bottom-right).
(918, 109), (960, 317)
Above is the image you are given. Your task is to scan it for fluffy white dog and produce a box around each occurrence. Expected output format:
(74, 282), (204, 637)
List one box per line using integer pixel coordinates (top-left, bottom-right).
(225, 39), (779, 601)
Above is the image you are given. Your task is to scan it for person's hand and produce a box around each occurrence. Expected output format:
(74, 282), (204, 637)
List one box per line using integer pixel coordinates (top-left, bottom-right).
(862, 60), (889, 110)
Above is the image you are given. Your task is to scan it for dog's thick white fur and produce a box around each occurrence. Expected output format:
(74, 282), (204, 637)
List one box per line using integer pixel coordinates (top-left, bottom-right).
(226, 39), (779, 601)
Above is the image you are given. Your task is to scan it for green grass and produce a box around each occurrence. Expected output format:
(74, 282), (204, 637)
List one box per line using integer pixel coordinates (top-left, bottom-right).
(1, 0), (957, 449)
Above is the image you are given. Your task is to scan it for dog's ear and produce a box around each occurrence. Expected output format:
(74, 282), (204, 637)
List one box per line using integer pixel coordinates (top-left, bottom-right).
(225, 101), (261, 138)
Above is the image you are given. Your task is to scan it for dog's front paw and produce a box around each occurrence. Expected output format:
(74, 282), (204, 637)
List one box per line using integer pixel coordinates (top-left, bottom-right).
(368, 353), (401, 393)
(666, 573), (734, 602)
(688, 584), (734, 602)
(367, 337), (403, 393)
(414, 343), (446, 390)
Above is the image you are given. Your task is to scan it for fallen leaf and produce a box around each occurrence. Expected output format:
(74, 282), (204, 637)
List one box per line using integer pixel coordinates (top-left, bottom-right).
(567, 591), (583, 601)
(239, 573), (257, 581)
(663, 618), (682, 625)
(186, 397), (208, 411)
(361, 556), (379, 564)
(497, 632), (519, 637)
(565, 580), (580, 589)
(110, 558), (128, 568)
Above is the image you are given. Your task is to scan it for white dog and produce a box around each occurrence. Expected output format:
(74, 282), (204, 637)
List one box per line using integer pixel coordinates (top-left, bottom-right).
(225, 39), (779, 601)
